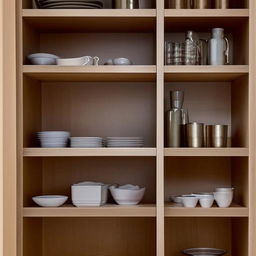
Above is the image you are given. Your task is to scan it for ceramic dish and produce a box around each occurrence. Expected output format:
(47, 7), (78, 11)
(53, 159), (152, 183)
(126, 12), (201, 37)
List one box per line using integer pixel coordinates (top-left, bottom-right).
(213, 191), (233, 208)
(109, 185), (145, 205)
(182, 248), (226, 256)
(32, 195), (68, 207)
(181, 196), (198, 208)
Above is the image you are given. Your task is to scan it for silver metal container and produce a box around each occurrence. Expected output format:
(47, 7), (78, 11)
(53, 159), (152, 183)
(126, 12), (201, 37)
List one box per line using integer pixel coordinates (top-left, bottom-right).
(166, 0), (192, 9)
(206, 125), (228, 147)
(114, 0), (139, 9)
(193, 0), (212, 8)
(215, 0), (229, 9)
(186, 122), (204, 147)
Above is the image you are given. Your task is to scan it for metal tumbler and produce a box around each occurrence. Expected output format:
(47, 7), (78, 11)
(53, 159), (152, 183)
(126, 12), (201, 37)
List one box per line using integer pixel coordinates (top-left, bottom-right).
(166, 0), (191, 9)
(206, 125), (228, 147)
(114, 0), (139, 9)
(215, 0), (229, 9)
(193, 0), (212, 8)
(186, 122), (204, 147)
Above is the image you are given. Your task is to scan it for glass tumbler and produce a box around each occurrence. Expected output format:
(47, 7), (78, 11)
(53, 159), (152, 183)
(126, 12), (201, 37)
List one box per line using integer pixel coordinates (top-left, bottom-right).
(165, 42), (185, 65)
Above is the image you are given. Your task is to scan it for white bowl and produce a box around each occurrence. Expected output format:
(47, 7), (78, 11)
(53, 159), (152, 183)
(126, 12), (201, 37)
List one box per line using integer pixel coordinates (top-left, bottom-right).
(213, 191), (233, 208)
(28, 53), (59, 59)
(37, 131), (70, 137)
(29, 57), (57, 65)
(113, 58), (133, 65)
(57, 56), (93, 66)
(215, 187), (234, 192)
(181, 196), (198, 208)
(32, 195), (68, 207)
(199, 197), (214, 208)
(110, 185), (145, 205)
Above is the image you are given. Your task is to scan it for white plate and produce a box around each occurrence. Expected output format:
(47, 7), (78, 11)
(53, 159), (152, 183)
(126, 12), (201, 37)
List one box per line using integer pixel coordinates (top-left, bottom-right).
(107, 137), (143, 140)
(45, 5), (101, 8)
(41, 2), (102, 7)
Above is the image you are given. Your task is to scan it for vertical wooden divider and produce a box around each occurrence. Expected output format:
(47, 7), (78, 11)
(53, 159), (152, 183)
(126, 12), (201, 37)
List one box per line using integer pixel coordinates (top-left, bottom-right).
(249, 0), (256, 255)
(156, 0), (165, 256)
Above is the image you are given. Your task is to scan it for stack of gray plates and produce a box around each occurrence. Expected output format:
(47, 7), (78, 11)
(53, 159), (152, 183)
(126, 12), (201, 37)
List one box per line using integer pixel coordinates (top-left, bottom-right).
(70, 137), (103, 148)
(38, 131), (70, 148)
(182, 248), (226, 256)
(35, 0), (103, 9)
(106, 137), (144, 148)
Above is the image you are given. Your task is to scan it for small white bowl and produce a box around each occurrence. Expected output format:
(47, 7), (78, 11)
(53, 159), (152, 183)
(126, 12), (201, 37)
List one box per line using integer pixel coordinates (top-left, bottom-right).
(199, 196), (214, 208)
(113, 58), (133, 65)
(181, 196), (198, 208)
(110, 185), (145, 205)
(32, 195), (68, 207)
(27, 53), (59, 65)
(213, 191), (233, 208)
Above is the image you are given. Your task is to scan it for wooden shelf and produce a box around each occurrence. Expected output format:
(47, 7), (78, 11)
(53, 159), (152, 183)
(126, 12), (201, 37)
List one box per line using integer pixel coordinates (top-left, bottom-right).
(165, 203), (248, 217)
(164, 65), (249, 82)
(23, 204), (156, 217)
(164, 148), (249, 157)
(22, 9), (156, 32)
(23, 147), (157, 157)
(165, 9), (249, 32)
(23, 65), (156, 82)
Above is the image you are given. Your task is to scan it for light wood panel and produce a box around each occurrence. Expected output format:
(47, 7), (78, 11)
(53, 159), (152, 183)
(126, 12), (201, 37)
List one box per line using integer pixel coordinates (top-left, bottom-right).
(165, 203), (248, 217)
(164, 148), (248, 156)
(23, 148), (157, 156)
(164, 66), (248, 82)
(22, 9), (156, 32)
(23, 204), (156, 217)
(23, 65), (156, 82)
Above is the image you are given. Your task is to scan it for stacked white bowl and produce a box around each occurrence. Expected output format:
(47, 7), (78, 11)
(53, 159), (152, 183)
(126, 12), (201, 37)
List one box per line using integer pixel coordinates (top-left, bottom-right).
(109, 184), (145, 205)
(213, 188), (234, 208)
(70, 137), (103, 148)
(106, 137), (144, 148)
(72, 181), (109, 207)
(27, 53), (59, 65)
(38, 131), (70, 147)
(32, 195), (68, 207)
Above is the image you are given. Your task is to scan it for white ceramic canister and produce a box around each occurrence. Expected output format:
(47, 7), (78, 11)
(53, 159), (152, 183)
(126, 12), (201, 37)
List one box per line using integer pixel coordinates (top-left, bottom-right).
(208, 28), (230, 65)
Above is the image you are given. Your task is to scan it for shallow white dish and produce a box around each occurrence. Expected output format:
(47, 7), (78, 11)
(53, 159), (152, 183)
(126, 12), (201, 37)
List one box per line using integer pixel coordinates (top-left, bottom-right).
(29, 57), (57, 65)
(110, 185), (145, 205)
(28, 53), (59, 59)
(32, 195), (68, 207)
(113, 58), (132, 65)
(57, 56), (93, 66)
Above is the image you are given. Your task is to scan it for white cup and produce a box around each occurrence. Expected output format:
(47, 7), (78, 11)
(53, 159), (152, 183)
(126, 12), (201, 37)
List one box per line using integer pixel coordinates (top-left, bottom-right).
(213, 191), (233, 208)
(199, 196), (214, 208)
(181, 196), (198, 208)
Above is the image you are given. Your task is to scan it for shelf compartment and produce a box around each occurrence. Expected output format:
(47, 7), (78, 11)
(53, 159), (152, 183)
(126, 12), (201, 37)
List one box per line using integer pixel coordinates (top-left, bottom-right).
(165, 217), (248, 256)
(23, 217), (156, 256)
(164, 148), (248, 157)
(23, 148), (157, 157)
(23, 65), (156, 82)
(23, 204), (156, 217)
(165, 203), (248, 217)
(165, 9), (248, 32)
(22, 9), (156, 32)
(164, 65), (248, 82)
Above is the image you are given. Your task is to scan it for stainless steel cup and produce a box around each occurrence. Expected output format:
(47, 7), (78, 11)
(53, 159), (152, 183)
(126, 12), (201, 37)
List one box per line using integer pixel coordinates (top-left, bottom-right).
(194, 0), (212, 8)
(215, 0), (229, 9)
(166, 0), (191, 9)
(206, 125), (228, 147)
(114, 0), (139, 9)
(186, 122), (204, 147)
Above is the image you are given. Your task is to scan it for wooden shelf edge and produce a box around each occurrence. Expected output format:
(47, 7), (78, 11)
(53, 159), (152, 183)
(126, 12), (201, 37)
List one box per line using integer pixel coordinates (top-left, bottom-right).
(164, 65), (249, 73)
(22, 9), (157, 18)
(23, 147), (157, 157)
(23, 65), (157, 74)
(164, 9), (249, 17)
(165, 203), (249, 217)
(164, 148), (249, 157)
(23, 204), (156, 217)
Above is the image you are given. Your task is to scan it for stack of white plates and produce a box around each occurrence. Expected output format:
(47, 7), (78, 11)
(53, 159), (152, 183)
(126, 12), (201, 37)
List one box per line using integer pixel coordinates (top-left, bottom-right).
(70, 137), (103, 148)
(38, 131), (70, 148)
(106, 137), (144, 148)
(35, 0), (103, 9)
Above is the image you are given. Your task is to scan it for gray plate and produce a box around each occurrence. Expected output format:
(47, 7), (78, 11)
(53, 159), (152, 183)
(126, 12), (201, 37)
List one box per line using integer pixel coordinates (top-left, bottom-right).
(39, 0), (102, 2)
(40, 1), (103, 6)
(41, 2), (102, 6)
(41, 4), (102, 8)
(182, 248), (226, 256)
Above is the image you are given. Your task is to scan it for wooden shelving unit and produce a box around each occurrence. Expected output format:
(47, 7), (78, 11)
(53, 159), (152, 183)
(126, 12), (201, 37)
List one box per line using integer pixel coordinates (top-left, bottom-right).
(1, 0), (256, 255)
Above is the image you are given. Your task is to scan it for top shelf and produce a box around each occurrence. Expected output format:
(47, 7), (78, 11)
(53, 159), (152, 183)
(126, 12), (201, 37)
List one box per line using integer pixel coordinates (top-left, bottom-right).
(22, 9), (249, 32)
(22, 9), (156, 32)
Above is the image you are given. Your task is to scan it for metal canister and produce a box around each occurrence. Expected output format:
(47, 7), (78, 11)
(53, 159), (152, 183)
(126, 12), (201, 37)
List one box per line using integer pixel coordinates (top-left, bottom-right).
(215, 0), (229, 9)
(186, 122), (204, 147)
(193, 0), (212, 8)
(205, 125), (228, 147)
(114, 0), (139, 9)
(166, 0), (192, 9)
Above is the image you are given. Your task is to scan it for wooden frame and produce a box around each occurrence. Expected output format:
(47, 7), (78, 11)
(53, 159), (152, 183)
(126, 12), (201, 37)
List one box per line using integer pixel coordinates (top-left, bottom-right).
(1, 0), (256, 255)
